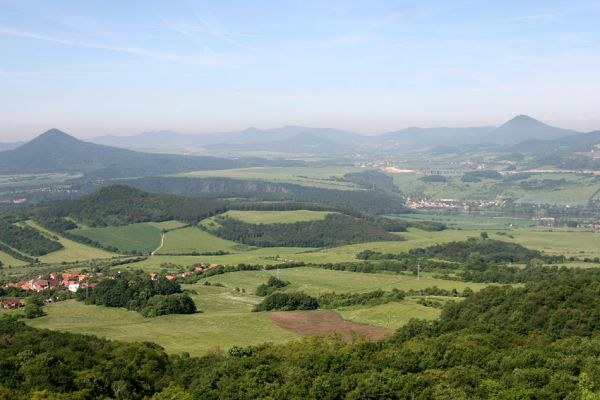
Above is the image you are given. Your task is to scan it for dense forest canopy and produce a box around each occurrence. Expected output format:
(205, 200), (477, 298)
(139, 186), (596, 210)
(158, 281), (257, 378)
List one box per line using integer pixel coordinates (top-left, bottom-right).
(208, 213), (402, 247)
(35, 185), (225, 227)
(124, 176), (408, 215)
(0, 218), (63, 257)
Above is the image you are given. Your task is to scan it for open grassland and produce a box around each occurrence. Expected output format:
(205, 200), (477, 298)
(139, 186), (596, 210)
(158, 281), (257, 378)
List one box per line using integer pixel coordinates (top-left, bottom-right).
(495, 229), (600, 256)
(204, 267), (489, 296)
(28, 267), (486, 354)
(148, 220), (188, 230)
(123, 222), (599, 271)
(70, 223), (162, 254)
(0, 250), (27, 267)
(516, 185), (600, 206)
(338, 299), (443, 329)
(28, 287), (297, 356)
(157, 226), (246, 254)
(174, 166), (364, 189)
(391, 171), (599, 205)
(0, 173), (82, 190)
(393, 213), (538, 230)
(223, 210), (333, 224)
(25, 220), (117, 263)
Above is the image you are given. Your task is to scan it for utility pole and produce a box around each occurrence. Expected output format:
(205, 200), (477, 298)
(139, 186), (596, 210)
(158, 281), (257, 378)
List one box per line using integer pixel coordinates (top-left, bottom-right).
(417, 263), (420, 280)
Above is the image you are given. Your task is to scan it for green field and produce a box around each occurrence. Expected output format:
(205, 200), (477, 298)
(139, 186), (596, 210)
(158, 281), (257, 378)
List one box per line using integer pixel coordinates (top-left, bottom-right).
(391, 171), (600, 205)
(149, 220), (188, 230)
(158, 226), (247, 254)
(175, 166), (364, 189)
(28, 267), (486, 354)
(28, 290), (297, 356)
(70, 223), (162, 254)
(0, 250), (27, 267)
(25, 220), (117, 263)
(338, 299), (443, 329)
(223, 210), (333, 224)
(204, 267), (489, 296)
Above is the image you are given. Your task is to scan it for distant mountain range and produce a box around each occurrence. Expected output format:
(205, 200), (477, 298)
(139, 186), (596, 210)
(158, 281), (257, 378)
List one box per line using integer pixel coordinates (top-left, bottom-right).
(1, 116), (595, 163)
(0, 129), (252, 178)
(82, 115), (585, 155)
(0, 141), (24, 152)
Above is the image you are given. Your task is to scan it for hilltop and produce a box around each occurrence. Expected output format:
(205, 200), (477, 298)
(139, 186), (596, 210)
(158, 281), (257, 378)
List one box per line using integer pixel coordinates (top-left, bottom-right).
(0, 129), (243, 177)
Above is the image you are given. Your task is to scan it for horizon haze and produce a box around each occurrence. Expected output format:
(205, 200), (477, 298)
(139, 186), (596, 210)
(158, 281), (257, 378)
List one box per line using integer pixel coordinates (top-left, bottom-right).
(1, 0), (600, 140)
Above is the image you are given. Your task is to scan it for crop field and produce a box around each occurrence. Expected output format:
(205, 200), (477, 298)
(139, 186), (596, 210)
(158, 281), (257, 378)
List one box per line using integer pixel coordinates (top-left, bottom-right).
(157, 226), (246, 254)
(70, 223), (162, 254)
(25, 220), (117, 263)
(223, 210), (333, 224)
(174, 166), (364, 189)
(28, 267), (484, 354)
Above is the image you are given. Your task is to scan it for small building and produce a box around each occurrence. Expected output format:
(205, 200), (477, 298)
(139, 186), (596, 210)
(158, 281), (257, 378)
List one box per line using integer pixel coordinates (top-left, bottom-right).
(1, 298), (23, 309)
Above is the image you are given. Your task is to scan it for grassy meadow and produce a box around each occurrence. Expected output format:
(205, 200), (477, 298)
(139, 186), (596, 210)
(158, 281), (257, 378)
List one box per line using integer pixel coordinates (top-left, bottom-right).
(28, 267), (485, 355)
(70, 223), (162, 254)
(223, 210), (332, 224)
(174, 166), (364, 189)
(25, 220), (117, 262)
(157, 226), (247, 254)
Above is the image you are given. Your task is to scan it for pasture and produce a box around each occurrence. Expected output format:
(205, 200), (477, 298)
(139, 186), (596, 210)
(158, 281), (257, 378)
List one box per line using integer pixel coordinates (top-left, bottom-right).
(0, 250), (27, 267)
(157, 226), (246, 254)
(223, 210), (333, 224)
(25, 220), (117, 263)
(69, 223), (162, 254)
(28, 267), (481, 354)
(203, 267), (488, 296)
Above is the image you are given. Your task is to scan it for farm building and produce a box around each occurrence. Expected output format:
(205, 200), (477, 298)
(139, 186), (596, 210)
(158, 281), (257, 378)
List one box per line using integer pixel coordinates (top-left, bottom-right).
(1, 298), (23, 309)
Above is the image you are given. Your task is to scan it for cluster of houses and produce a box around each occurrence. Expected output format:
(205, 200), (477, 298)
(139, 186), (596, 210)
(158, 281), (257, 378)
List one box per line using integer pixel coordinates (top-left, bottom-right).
(1, 261), (222, 310)
(152, 262), (220, 281)
(2, 272), (101, 294)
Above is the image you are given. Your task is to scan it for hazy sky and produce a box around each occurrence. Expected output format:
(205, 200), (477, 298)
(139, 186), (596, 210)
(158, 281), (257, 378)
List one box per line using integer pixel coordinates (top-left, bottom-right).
(1, 0), (600, 140)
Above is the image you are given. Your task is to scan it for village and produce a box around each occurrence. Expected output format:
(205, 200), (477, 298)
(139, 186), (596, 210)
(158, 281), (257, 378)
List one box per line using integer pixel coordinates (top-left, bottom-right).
(0, 261), (220, 310)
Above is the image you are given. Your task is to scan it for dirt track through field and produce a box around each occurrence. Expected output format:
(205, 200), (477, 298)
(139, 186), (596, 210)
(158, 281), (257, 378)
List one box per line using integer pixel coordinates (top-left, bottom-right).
(269, 311), (392, 341)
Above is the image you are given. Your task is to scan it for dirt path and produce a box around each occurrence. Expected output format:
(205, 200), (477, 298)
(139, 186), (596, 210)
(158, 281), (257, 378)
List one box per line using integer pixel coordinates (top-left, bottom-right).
(269, 310), (392, 342)
(150, 233), (164, 256)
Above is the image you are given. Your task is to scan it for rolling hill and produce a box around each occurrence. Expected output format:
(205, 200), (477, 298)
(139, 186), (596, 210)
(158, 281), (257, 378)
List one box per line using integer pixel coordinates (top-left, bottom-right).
(88, 115), (579, 155)
(0, 141), (24, 152)
(0, 129), (243, 177)
(478, 115), (577, 145)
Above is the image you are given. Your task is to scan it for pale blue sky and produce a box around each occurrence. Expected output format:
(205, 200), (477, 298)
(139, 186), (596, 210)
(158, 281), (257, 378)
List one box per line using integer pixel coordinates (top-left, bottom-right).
(1, 0), (599, 140)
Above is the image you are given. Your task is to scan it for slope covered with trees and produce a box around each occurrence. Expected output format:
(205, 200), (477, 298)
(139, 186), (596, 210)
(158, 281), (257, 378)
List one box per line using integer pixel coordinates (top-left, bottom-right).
(35, 185), (225, 227)
(3, 274), (600, 398)
(208, 213), (402, 247)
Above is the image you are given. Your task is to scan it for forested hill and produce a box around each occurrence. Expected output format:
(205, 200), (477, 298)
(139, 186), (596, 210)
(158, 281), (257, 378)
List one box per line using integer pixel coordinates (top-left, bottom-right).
(0, 129), (242, 177)
(35, 185), (225, 227)
(3, 274), (600, 398)
(123, 176), (407, 215)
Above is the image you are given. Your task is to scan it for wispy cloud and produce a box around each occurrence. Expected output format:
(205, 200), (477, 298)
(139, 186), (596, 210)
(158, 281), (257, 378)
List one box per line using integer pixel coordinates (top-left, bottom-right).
(496, 13), (560, 23)
(0, 25), (228, 66)
(160, 15), (275, 56)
